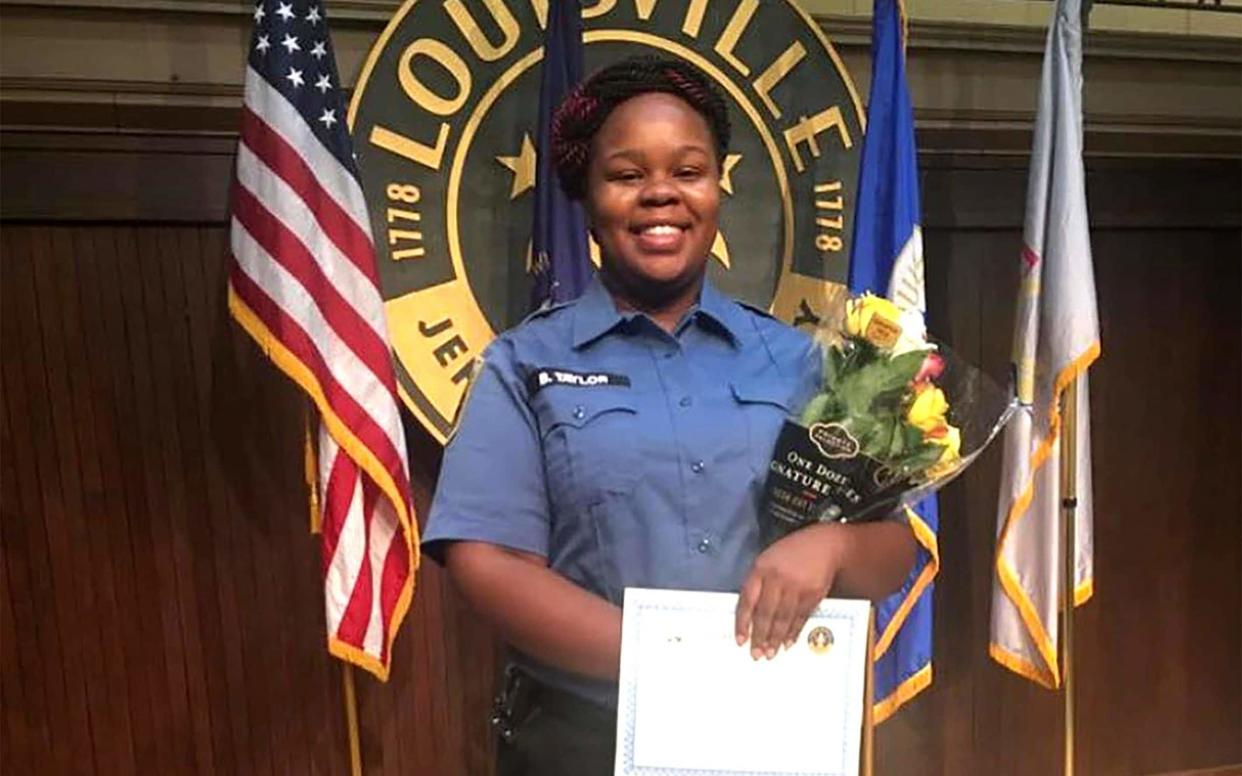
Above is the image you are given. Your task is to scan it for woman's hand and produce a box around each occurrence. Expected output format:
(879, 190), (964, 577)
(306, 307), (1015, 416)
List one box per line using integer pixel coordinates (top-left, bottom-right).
(734, 524), (845, 659)
(734, 519), (918, 659)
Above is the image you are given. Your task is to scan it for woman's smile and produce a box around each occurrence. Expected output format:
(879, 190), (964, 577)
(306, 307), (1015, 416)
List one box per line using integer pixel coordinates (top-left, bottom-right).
(630, 220), (690, 253)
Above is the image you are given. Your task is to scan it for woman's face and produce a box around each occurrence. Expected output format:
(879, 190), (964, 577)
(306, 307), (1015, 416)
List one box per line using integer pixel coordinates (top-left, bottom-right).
(584, 92), (721, 307)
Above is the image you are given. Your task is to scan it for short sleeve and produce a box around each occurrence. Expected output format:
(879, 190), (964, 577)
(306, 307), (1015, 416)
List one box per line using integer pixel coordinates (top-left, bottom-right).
(422, 340), (550, 563)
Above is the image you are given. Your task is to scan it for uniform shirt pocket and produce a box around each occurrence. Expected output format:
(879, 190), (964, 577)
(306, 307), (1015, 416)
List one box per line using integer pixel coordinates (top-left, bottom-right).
(731, 379), (794, 477)
(534, 389), (641, 512)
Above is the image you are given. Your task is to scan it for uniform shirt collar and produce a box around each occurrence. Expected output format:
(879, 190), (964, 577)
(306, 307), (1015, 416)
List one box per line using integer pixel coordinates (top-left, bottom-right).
(695, 276), (747, 345)
(571, 274), (745, 349)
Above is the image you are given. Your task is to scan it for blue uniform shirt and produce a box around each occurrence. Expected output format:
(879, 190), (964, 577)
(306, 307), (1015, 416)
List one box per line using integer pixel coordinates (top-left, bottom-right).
(423, 275), (821, 706)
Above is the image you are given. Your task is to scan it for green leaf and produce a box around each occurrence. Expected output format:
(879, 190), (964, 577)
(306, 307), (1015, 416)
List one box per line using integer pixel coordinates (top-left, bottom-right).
(842, 415), (877, 450)
(832, 350), (924, 418)
(902, 422), (928, 451)
(900, 443), (948, 475)
(886, 418), (914, 460)
(798, 394), (833, 426)
(882, 350), (930, 388)
(860, 411), (894, 458)
(822, 348), (840, 387)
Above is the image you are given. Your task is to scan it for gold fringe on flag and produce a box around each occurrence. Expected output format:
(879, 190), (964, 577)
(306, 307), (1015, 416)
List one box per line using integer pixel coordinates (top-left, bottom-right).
(305, 406), (322, 535)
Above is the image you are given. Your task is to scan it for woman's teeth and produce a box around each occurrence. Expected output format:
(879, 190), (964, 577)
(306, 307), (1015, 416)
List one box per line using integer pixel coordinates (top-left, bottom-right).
(642, 225), (681, 235)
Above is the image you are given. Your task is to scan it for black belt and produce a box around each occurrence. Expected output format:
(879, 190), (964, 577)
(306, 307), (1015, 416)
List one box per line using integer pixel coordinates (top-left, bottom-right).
(491, 665), (615, 744)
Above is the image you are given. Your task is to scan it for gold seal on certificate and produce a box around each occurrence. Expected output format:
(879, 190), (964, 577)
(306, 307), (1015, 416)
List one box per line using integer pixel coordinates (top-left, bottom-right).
(807, 626), (835, 656)
(615, 588), (872, 776)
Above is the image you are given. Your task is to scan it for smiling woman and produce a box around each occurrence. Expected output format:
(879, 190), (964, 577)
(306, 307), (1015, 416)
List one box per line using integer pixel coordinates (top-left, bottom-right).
(420, 56), (916, 776)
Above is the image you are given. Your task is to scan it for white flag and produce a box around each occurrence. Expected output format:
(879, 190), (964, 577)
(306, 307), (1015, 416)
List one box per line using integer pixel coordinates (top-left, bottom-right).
(990, 0), (1100, 689)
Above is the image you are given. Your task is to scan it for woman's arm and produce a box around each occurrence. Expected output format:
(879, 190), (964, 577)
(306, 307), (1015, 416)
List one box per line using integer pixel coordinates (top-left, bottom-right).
(734, 520), (916, 659)
(445, 541), (623, 680)
(824, 519), (918, 598)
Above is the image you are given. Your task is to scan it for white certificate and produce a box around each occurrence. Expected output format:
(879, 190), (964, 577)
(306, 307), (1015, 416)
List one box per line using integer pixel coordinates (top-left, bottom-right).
(615, 588), (871, 776)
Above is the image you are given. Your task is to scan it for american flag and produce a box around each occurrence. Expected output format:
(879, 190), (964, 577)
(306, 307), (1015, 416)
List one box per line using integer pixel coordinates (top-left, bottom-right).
(227, 0), (418, 681)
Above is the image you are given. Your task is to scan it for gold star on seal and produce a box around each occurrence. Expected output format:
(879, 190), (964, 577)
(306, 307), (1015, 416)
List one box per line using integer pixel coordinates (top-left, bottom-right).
(719, 153), (742, 196)
(710, 232), (731, 269)
(496, 133), (537, 199)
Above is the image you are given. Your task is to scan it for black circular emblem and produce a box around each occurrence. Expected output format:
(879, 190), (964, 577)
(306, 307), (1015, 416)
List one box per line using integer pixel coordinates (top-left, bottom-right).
(349, 0), (864, 442)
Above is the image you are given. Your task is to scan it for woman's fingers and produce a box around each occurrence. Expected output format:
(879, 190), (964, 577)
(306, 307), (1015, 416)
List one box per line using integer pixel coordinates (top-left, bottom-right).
(762, 587), (799, 656)
(735, 574), (763, 646)
(738, 565), (829, 659)
(783, 595), (818, 649)
(747, 579), (784, 659)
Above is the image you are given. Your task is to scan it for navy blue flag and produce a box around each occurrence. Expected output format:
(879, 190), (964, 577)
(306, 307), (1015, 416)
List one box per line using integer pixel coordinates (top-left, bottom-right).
(848, 0), (941, 723)
(529, 0), (593, 308)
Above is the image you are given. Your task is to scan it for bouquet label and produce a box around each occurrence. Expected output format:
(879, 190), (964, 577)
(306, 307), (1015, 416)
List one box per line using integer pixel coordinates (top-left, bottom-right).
(808, 422), (860, 458)
(864, 316), (902, 349)
(760, 420), (903, 544)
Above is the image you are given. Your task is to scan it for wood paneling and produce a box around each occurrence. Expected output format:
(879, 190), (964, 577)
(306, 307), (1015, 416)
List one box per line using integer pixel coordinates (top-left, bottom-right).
(1, 164), (1239, 774)
(0, 224), (498, 774)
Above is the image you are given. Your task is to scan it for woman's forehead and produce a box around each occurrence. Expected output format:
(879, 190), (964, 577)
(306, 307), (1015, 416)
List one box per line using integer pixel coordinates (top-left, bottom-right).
(594, 93), (714, 149)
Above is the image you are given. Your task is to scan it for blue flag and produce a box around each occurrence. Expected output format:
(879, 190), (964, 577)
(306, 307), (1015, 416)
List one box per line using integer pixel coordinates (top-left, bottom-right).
(530, 0), (593, 308)
(849, 0), (941, 723)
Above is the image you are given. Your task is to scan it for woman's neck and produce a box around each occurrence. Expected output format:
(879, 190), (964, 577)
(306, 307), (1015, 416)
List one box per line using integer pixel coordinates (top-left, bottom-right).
(600, 271), (705, 334)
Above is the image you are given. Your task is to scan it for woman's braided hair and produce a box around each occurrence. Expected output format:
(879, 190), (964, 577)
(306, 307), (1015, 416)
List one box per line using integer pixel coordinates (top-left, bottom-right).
(550, 56), (731, 200)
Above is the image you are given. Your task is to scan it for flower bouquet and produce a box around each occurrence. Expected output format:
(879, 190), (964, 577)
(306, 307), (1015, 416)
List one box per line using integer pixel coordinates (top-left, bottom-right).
(759, 294), (1015, 545)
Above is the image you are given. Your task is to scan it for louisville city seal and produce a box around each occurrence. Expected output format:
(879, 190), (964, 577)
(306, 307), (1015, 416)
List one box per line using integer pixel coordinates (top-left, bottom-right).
(350, 0), (864, 442)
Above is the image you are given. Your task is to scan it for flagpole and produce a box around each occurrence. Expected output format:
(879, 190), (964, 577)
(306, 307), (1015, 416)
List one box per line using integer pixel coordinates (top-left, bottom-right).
(1063, 4), (1091, 769)
(1059, 379), (1079, 776)
(342, 664), (363, 776)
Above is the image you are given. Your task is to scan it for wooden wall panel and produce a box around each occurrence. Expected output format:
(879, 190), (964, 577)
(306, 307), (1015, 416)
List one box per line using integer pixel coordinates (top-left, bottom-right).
(0, 224), (498, 774)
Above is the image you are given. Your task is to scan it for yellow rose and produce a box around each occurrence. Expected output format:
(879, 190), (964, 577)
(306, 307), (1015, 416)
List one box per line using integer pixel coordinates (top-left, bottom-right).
(845, 293), (903, 347)
(934, 424), (961, 459)
(907, 385), (949, 432)
(925, 425), (962, 479)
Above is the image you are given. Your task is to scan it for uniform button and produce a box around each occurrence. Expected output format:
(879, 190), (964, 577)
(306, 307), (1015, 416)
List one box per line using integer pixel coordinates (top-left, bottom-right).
(679, 396), (693, 408)
(697, 537), (712, 553)
(573, 405), (585, 421)
(691, 460), (705, 473)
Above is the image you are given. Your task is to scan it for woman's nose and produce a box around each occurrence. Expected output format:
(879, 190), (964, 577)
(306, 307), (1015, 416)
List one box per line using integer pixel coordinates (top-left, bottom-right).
(638, 174), (680, 206)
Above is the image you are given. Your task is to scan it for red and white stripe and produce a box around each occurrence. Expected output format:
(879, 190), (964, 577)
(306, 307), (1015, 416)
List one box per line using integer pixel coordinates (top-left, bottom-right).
(228, 65), (416, 679)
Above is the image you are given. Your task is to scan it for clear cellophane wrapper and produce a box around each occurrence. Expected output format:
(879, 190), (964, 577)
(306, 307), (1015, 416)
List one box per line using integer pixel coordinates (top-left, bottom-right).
(759, 295), (1016, 545)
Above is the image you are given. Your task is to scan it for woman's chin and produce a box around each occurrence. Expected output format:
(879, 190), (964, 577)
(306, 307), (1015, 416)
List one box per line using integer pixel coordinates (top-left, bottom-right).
(604, 263), (698, 305)
(636, 251), (707, 282)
